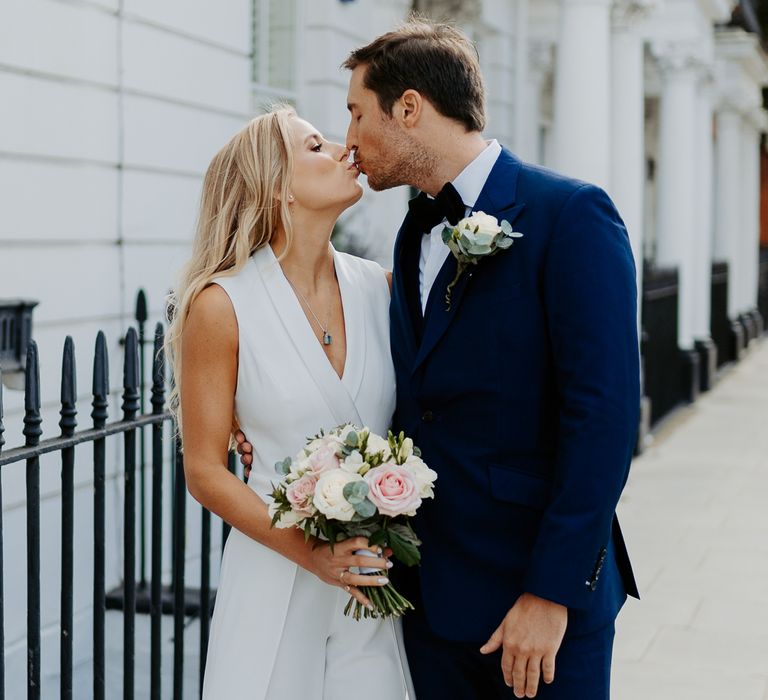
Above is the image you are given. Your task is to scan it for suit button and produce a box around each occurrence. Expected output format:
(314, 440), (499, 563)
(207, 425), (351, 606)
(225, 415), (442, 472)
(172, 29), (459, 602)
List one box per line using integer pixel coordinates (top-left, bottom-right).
(421, 410), (434, 422)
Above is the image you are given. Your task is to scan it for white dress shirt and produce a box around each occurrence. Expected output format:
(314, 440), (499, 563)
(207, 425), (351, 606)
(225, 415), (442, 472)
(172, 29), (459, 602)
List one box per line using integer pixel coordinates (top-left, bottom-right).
(418, 139), (502, 312)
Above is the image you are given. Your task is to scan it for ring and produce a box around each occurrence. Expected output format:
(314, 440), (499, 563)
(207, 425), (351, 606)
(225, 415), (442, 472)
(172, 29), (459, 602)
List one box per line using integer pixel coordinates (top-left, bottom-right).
(344, 585), (351, 593)
(339, 569), (348, 583)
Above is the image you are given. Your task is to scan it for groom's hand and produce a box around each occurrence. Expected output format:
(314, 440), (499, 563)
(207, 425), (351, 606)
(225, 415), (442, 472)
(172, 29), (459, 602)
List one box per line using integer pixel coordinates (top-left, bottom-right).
(480, 592), (567, 698)
(234, 430), (253, 479)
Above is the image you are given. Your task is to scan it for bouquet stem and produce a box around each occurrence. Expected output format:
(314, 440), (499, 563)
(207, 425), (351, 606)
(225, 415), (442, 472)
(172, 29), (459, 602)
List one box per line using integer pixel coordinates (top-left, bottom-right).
(342, 569), (415, 620)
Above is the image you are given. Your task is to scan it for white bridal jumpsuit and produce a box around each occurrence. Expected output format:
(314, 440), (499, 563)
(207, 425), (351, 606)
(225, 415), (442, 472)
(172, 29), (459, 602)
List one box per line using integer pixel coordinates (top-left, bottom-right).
(202, 244), (412, 699)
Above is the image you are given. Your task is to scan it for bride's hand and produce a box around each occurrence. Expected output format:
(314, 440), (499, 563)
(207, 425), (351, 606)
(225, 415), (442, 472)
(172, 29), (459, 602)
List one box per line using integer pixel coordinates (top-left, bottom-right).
(234, 430), (253, 480)
(307, 537), (392, 610)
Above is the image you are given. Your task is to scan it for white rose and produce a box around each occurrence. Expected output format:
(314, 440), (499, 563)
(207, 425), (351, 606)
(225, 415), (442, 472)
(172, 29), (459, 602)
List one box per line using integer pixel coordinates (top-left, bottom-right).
(313, 470), (362, 521)
(403, 455), (438, 499)
(307, 433), (343, 453)
(469, 211), (502, 236)
(365, 433), (392, 460)
(340, 449), (365, 473)
(457, 212), (501, 254)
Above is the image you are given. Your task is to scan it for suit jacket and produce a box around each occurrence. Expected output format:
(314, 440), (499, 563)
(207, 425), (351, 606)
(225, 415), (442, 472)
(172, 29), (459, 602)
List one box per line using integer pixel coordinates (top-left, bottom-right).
(390, 147), (640, 643)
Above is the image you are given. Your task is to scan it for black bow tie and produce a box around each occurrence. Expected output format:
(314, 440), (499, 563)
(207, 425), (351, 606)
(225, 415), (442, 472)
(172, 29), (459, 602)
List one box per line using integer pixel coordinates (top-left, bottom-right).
(408, 182), (466, 234)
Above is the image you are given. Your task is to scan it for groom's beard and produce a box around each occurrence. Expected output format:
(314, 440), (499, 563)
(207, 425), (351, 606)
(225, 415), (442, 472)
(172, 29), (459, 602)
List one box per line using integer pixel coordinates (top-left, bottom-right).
(365, 130), (439, 193)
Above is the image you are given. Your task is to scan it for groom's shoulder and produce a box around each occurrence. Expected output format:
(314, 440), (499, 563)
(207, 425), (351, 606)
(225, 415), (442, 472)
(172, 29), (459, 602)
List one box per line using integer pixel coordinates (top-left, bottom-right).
(516, 159), (592, 206)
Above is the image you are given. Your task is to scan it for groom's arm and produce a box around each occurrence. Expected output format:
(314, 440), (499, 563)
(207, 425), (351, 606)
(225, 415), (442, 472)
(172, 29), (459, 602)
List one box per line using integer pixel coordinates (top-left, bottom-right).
(482, 184), (639, 697)
(524, 183), (640, 608)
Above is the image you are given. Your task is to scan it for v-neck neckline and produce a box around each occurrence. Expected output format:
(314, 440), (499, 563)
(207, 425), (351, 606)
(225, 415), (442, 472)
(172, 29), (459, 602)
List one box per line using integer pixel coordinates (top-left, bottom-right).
(262, 243), (351, 384)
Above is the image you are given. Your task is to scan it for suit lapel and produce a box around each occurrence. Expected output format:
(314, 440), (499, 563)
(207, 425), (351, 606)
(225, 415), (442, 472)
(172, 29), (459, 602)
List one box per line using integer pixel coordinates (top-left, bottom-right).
(412, 148), (526, 375)
(391, 214), (421, 361)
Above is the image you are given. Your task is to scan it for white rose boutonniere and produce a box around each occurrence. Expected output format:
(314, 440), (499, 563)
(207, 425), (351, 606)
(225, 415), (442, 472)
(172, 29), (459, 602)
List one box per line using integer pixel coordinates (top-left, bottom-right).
(441, 211), (523, 309)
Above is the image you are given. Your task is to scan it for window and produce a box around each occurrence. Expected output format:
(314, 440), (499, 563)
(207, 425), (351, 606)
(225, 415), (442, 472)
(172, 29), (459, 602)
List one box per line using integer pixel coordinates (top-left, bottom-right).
(252, 0), (299, 108)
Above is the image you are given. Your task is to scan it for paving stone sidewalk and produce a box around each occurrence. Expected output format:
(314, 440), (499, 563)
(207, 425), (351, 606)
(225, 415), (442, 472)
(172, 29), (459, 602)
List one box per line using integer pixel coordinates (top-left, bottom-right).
(612, 339), (768, 700)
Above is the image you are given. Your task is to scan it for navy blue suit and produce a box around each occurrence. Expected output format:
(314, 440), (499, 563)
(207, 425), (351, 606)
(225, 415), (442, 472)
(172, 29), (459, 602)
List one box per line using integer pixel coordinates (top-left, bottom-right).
(391, 149), (640, 698)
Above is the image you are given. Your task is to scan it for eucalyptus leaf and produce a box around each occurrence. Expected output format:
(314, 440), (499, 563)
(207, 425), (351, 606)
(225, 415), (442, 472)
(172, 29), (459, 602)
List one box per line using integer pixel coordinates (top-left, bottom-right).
(274, 457), (292, 475)
(353, 498), (377, 519)
(343, 480), (369, 505)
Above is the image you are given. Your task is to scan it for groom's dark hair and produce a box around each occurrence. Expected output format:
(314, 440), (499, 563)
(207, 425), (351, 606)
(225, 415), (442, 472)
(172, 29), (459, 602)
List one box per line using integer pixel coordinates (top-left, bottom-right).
(342, 18), (486, 133)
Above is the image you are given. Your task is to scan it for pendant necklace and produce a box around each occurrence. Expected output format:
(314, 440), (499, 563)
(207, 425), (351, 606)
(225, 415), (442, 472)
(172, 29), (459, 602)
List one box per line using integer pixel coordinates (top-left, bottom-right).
(286, 278), (333, 346)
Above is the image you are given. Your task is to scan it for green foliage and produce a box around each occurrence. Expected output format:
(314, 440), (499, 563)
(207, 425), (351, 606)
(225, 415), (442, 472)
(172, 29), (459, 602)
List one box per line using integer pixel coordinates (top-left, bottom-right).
(386, 523), (422, 567)
(274, 457), (292, 475)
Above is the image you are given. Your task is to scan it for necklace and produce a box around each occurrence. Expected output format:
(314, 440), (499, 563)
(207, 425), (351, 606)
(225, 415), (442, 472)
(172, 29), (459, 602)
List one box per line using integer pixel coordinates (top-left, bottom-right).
(285, 278), (333, 346)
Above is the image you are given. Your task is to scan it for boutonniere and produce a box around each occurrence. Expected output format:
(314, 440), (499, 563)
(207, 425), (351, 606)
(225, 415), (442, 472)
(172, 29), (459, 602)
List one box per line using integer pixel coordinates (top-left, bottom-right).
(441, 211), (523, 309)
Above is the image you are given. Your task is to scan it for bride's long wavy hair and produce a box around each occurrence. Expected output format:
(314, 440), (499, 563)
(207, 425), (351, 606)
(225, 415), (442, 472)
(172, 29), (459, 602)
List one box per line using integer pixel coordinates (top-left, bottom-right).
(165, 106), (296, 432)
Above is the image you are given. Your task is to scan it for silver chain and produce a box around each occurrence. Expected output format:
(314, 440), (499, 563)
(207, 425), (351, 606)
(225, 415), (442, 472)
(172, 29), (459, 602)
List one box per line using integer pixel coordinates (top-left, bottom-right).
(285, 277), (334, 346)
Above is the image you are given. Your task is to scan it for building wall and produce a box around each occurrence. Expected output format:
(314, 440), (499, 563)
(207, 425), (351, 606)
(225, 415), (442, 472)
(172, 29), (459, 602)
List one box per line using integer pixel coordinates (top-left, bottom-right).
(299, 0), (413, 264)
(0, 0), (251, 687)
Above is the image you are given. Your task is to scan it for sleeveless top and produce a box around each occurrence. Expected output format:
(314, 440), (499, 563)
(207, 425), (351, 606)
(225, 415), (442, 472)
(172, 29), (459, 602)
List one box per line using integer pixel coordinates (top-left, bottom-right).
(212, 242), (396, 506)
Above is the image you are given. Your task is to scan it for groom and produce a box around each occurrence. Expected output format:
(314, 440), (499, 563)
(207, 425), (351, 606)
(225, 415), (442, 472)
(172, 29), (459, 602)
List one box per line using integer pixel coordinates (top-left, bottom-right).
(342, 20), (639, 699)
(243, 19), (640, 699)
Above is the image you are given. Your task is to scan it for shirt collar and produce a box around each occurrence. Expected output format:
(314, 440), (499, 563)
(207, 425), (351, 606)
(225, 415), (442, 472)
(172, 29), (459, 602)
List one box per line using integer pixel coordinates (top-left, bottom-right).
(451, 139), (502, 209)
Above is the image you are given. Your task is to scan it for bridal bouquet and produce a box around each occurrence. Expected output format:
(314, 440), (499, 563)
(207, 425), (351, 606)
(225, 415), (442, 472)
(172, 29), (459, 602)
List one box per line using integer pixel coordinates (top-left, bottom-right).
(268, 425), (437, 620)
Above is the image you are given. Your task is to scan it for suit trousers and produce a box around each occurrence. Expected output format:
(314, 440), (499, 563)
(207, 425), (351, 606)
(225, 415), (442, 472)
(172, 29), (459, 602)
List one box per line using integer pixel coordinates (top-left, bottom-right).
(402, 605), (615, 700)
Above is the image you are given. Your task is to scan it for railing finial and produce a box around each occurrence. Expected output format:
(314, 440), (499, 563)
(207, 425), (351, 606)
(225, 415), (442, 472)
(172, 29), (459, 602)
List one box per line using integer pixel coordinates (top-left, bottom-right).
(23, 341), (42, 447)
(122, 328), (140, 421)
(60, 336), (78, 437)
(92, 332), (109, 429)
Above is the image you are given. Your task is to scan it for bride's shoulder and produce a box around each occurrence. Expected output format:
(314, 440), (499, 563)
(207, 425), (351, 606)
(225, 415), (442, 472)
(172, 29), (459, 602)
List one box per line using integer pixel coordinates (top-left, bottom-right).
(185, 284), (237, 344)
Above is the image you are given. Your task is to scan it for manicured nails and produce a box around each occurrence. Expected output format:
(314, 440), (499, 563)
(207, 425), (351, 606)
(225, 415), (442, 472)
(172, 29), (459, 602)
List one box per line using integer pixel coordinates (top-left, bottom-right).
(377, 577), (389, 585)
(385, 561), (394, 569)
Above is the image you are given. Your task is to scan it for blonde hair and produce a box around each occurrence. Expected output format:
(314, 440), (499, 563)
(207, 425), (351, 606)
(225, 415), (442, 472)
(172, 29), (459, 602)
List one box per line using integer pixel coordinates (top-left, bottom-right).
(165, 106), (296, 432)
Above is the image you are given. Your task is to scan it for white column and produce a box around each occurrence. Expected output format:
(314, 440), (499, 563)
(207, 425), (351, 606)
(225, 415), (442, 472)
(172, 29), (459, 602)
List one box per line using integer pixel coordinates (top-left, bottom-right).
(714, 106), (744, 318)
(553, 0), (612, 187)
(610, 2), (650, 327)
(654, 45), (700, 350)
(740, 113), (762, 314)
(691, 76), (715, 340)
(520, 42), (552, 164)
(513, 0), (530, 157)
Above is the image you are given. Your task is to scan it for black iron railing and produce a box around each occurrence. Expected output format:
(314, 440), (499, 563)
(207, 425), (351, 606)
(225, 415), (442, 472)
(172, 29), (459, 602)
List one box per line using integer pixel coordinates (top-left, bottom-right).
(759, 248), (768, 326)
(0, 302), (231, 699)
(710, 261), (732, 366)
(642, 264), (683, 425)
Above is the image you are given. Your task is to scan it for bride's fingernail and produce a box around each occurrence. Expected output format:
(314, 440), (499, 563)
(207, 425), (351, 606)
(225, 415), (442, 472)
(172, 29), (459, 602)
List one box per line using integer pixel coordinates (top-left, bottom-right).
(377, 548), (383, 555)
(377, 577), (389, 585)
(386, 561), (394, 569)
(367, 603), (375, 611)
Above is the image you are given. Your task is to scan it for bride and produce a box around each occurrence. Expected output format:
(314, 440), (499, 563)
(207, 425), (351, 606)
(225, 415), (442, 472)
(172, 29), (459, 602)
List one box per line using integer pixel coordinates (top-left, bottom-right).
(166, 107), (411, 699)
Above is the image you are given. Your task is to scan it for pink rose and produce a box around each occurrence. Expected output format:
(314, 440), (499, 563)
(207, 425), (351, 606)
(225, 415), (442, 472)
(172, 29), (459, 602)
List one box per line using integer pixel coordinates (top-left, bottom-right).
(286, 474), (317, 515)
(365, 464), (422, 517)
(307, 444), (340, 475)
